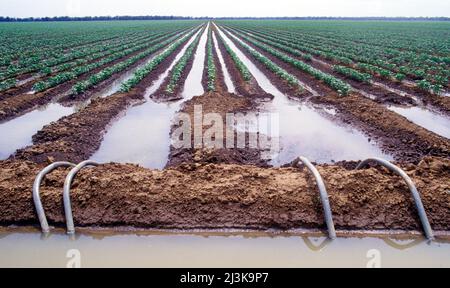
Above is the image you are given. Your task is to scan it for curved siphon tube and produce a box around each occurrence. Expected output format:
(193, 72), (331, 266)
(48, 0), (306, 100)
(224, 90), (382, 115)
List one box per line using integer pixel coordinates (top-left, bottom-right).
(63, 160), (99, 235)
(356, 157), (434, 241)
(297, 156), (337, 240)
(33, 162), (76, 234)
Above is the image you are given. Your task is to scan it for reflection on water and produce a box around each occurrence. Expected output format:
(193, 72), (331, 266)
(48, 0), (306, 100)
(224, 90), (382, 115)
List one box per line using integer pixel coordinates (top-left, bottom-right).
(212, 32), (236, 93)
(216, 25), (391, 165)
(0, 104), (74, 160)
(181, 23), (209, 99)
(91, 28), (208, 169)
(388, 106), (450, 139)
(0, 229), (448, 268)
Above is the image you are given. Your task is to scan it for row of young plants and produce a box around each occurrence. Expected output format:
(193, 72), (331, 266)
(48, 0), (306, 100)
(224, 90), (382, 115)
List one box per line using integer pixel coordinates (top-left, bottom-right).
(230, 25), (447, 95)
(0, 31), (166, 83)
(216, 32), (252, 82)
(333, 65), (372, 83)
(72, 30), (197, 95)
(229, 25), (448, 93)
(0, 32), (172, 93)
(120, 28), (201, 93)
(221, 29), (302, 91)
(226, 28), (351, 95)
(0, 21), (201, 82)
(32, 31), (186, 93)
(0, 33), (123, 80)
(165, 29), (204, 94)
(206, 29), (217, 92)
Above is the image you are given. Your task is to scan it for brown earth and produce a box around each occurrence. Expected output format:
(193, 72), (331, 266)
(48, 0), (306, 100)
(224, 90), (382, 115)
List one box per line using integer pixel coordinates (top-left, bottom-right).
(167, 91), (269, 167)
(0, 157), (448, 233)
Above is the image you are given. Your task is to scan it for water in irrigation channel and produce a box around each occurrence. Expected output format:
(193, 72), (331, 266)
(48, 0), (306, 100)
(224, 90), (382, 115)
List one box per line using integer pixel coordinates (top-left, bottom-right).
(91, 27), (209, 169)
(216, 25), (391, 166)
(0, 104), (74, 160)
(212, 31), (236, 93)
(0, 228), (449, 268)
(388, 106), (450, 139)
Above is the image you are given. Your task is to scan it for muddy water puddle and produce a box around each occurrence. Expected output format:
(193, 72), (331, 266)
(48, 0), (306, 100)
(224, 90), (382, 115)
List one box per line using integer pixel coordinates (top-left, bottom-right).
(0, 229), (449, 268)
(388, 106), (450, 139)
(91, 28), (209, 169)
(0, 104), (74, 160)
(216, 26), (391, 165)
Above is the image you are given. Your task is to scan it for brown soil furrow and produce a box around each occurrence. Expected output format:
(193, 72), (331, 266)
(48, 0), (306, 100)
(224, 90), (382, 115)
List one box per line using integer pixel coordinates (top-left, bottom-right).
(0, 157), (448, 232)
(167, 91), (266, 168)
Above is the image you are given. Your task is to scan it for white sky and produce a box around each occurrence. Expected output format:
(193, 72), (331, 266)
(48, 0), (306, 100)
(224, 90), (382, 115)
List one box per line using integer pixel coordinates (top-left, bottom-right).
(1, 0), (449, 18)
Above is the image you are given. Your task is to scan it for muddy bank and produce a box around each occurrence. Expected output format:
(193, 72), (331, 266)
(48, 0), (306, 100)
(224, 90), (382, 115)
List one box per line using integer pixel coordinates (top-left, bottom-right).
(0, 157), (449, 232)
(312, 94), (450, 163)
(167, 91), (269, 167)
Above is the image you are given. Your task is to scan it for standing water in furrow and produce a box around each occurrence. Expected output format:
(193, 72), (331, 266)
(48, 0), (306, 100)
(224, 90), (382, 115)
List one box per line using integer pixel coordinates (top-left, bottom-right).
(91, 27), (210, 169)
(0, 104), (74, 160)
(387, 106), (450, 139)
(216, 25), (391, 165)
(212, 32), (236, 93)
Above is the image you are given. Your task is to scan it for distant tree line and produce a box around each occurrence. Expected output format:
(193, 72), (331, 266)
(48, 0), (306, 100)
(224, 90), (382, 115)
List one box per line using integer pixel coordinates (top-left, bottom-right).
(0, 16), (449, 22)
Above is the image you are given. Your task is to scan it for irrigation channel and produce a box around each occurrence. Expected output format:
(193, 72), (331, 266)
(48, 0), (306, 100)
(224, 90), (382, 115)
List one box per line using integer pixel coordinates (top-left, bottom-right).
(0, 228), (449, 268)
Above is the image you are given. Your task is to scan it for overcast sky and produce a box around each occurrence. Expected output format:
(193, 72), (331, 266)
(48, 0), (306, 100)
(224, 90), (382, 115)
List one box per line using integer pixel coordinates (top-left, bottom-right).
(1, 0), (449, 18)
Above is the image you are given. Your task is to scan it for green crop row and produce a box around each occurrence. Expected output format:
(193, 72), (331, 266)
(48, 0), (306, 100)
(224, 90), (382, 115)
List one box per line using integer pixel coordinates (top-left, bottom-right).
(206, 29), (217, 92)
(120, 28), (201, 93)
(32, 31), (184, 93)
(72, 31), (194, 95)
(227, 28), (350, 95)
(333, 65), (372, 83)
(223, 29), (301, 90)
(216, 32), (252, 82)
(165, 29), (203, 94)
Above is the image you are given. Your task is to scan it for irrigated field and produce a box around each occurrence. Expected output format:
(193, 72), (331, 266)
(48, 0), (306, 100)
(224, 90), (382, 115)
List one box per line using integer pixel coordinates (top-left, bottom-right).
(0, 20), (449, 241)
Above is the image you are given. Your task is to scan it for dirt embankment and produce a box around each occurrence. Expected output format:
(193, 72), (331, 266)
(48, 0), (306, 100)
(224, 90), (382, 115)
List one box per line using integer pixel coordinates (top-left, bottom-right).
(0, 157), (448, 232)
(167, 91), (269, 167)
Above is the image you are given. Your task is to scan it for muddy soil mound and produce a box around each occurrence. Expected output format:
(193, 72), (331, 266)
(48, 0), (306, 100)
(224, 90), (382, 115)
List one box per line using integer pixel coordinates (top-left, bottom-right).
(167, 91), (269, 167)
(0, 157), (449, 232)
